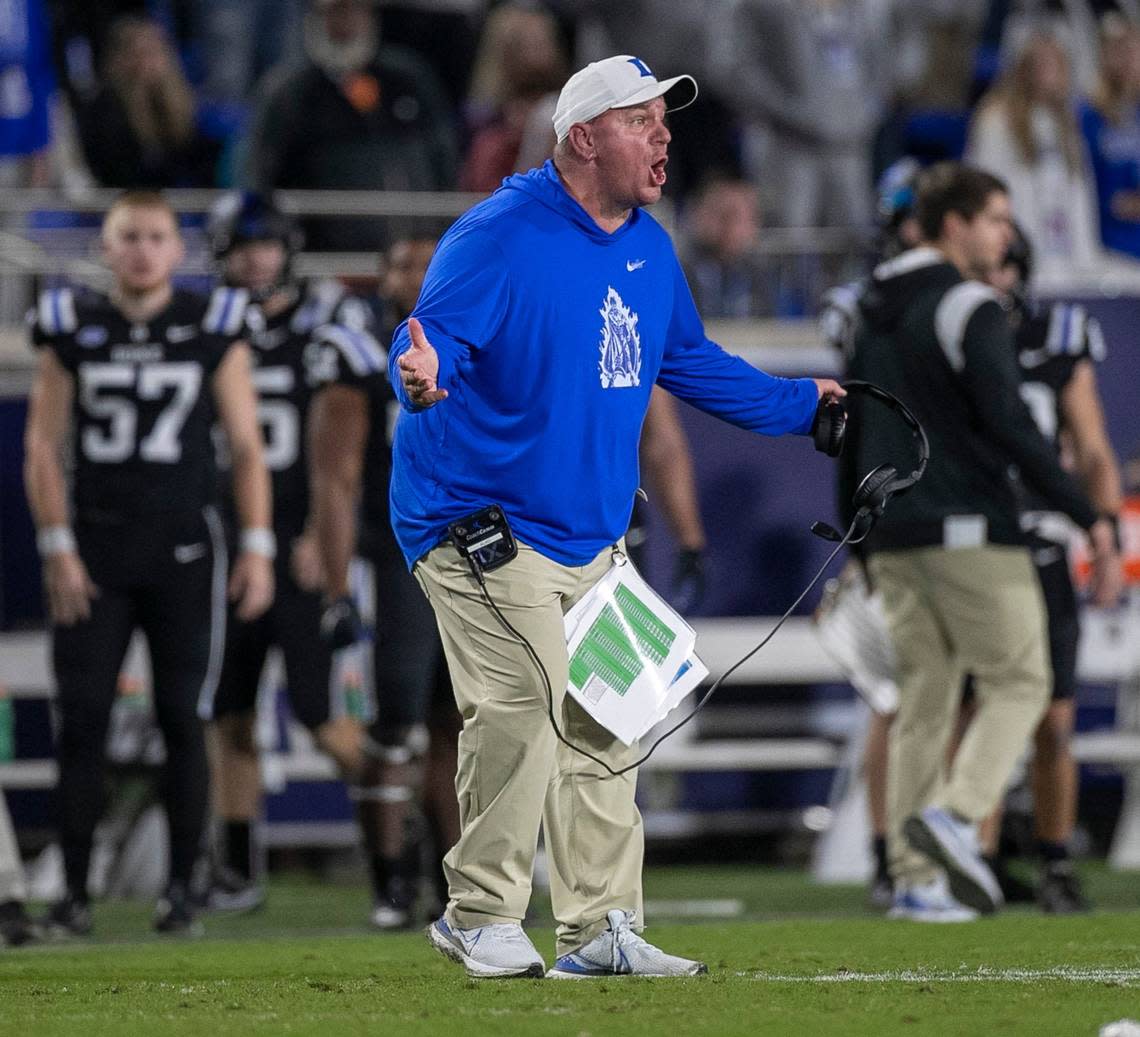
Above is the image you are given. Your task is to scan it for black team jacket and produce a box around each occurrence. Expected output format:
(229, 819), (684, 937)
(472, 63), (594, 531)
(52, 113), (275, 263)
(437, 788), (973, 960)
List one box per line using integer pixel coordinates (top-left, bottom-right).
(846, 246), (1097, 554)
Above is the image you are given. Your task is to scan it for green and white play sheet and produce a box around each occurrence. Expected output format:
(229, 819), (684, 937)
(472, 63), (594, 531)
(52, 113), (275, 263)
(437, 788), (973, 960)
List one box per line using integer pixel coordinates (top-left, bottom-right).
(563, 560), (708, 745)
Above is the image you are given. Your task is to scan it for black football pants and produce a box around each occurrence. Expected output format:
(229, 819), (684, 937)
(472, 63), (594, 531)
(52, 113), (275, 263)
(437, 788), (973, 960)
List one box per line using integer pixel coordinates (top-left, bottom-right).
(51, 508), (225, 898)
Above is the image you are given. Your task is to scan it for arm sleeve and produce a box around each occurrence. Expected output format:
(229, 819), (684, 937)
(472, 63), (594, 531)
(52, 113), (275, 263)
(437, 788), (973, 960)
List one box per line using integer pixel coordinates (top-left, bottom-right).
(388, 226), (510, 412)
(959, 301), (1098, 529)
(655, 258), (819, 435)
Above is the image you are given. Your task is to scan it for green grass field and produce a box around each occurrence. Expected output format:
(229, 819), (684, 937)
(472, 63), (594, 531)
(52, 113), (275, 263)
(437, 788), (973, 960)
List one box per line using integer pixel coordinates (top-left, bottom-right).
(3, 865), (1138, 1036)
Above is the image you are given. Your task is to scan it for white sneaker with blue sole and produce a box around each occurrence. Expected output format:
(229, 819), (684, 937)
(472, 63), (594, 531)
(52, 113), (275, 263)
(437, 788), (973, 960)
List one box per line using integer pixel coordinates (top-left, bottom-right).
(903, 805), (1004, 915)
(547, 910), (707, 978)
(888, 876), (978, 922)
(426, 916), (545, 978)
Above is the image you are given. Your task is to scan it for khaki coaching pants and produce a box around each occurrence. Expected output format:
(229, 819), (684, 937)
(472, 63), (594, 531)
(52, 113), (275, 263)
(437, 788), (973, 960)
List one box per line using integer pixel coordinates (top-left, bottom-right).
(869, 545), (1051, 887)
(414, 541), (644, 956)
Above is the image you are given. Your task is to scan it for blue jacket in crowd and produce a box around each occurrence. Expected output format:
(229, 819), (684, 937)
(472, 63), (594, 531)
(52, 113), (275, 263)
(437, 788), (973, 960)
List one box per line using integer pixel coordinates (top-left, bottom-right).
(388, 160), (820, 569)
(1080, 102), (1140, 260)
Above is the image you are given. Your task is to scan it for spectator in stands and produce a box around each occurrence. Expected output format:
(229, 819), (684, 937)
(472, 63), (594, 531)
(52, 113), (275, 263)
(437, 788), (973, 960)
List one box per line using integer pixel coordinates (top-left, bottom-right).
(1, 0), (53, 190)
(1081, 17), (1140, 260)
(75, 15), (221, 188)
(679, 178), (777, 319)
(709, 0), (890, 229)
(376, 0), (487, 110)
(243, 0), (458, 251)
(1, 0), (54, 324)
(966, 30), (1104, 279)
(459, 3), (567, 192)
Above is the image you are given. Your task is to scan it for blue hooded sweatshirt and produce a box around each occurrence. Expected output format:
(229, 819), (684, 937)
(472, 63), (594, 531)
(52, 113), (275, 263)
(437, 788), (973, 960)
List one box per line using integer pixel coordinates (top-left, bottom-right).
(388, 160), (819, 568)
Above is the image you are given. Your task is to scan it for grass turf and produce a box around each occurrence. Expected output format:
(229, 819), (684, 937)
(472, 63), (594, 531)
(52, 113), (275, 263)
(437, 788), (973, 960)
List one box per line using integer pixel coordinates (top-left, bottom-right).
(2, 865), (1138, 1036)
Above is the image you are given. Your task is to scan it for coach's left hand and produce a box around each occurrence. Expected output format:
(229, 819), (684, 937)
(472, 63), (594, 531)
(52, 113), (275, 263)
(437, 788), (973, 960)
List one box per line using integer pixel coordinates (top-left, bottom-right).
(230, 552), (275, 621)
(813, 378), (846, 403)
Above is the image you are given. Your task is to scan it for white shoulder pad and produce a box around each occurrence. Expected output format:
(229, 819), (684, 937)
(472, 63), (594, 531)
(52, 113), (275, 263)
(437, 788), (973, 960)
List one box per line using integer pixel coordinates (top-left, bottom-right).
(37, 288), (78, 336)
(333, 294), (372, 334)
(317, 324), (388, 377)
(291, 279), (345, 334)
(934, 282), (1000, 371)
(1045, 303), (1092, 358)
(202, 287), (251, 336)
(1085, 315), (1107, 362)
(820, 281), (863, 356)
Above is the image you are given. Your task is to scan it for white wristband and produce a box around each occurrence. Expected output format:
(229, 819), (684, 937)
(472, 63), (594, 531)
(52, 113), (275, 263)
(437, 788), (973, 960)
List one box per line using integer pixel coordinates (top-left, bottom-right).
(37, 526), (77, 557)
(240, 527), (277, 559)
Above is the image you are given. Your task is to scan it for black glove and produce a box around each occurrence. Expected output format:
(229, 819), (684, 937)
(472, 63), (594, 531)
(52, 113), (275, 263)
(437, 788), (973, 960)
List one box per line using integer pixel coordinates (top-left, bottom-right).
(320, 595), (364, 650)
(669, 548), (705, 614)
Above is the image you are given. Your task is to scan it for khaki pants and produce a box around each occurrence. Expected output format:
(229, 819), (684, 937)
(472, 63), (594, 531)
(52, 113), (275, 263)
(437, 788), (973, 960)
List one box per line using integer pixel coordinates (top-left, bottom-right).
(414, 541), (644, 956)
(869, 546), (1050, 887)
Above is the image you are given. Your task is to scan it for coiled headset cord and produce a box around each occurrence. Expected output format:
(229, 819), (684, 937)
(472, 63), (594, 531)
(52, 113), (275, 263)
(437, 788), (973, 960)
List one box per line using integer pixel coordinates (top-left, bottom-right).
(469, 512), (861, 779)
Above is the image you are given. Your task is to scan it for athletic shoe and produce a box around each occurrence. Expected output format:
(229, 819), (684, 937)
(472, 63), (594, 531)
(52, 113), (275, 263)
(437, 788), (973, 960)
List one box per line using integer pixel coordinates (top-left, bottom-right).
(546, 910), (708, 978)
(1038, 862), (1091, 914)
(0, 901), (38, 946)
(426, 916), (545, 978)
(887, 877), (978, 922)
(155, 881), (203, 935)
(903, 806), (1004, 914)
(204, 866), (266, 915)
(371, 900), (413, 930)
(985, 856), (1037, 905)
(43, 894), (92, 937)
(370, 875), (417, 931)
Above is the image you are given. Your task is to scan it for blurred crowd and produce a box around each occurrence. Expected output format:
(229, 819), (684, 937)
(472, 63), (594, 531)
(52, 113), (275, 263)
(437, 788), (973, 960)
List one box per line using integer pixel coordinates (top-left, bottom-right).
(6, 1), (1140, 294)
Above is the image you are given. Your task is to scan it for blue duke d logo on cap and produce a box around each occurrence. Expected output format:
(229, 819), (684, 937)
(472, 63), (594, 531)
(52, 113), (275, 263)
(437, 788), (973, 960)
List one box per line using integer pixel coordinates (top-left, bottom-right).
(628, 57), (653, 78)
(598, 287), (641, 389)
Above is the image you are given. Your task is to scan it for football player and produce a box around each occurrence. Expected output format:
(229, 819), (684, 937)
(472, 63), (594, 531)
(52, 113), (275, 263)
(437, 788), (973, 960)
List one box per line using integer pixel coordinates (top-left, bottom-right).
(310, 235), (460, 928)
(24, 191), (274, 935)
(204, 192), (387, 913)
(984, 226), (1125, 911)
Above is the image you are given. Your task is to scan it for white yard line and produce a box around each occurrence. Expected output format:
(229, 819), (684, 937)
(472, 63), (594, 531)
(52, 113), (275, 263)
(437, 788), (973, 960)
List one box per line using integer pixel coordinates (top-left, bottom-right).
(743, 966), (1140, 985)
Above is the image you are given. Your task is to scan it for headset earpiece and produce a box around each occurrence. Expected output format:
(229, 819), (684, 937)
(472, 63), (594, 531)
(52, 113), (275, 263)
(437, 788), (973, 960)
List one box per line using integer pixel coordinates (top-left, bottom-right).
(812, 399), (847, 458)
(811, 380), (929, 546)
(853, 464), (899, 514)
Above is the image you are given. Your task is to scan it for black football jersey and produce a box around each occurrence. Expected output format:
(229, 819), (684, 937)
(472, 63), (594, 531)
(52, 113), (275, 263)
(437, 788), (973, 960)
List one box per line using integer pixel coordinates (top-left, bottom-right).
(1014, 301), (1106, 538)
(32, 285), (248, 520)
(243, 281), (380, 527)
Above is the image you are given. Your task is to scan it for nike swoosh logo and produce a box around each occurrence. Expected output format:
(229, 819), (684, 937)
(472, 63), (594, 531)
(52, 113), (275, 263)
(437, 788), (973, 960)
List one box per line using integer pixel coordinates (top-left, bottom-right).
(174, 543), (207, 563)
(626, 259), (646, 272)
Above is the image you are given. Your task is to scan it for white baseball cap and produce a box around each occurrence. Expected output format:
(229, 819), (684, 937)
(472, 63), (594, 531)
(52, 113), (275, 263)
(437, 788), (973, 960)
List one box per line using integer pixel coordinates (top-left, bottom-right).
(552, 55), (698, 143)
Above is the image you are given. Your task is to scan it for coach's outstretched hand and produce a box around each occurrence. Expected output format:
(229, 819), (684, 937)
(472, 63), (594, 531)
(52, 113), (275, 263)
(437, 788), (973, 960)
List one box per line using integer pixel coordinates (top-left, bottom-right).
(398, 317), (448, 408)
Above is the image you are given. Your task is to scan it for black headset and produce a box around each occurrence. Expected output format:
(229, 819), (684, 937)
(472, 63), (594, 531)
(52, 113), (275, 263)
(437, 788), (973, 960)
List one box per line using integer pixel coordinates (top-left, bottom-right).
(811, 379), (930, 545)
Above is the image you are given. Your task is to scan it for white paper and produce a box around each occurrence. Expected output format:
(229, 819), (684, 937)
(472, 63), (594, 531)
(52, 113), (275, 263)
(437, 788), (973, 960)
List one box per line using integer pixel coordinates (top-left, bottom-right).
(563, 561), (702, 745)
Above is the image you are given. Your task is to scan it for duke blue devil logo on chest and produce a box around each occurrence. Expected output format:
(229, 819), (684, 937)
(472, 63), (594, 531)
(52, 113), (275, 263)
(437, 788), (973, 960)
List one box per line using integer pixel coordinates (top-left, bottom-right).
(598, 287), (641, 389)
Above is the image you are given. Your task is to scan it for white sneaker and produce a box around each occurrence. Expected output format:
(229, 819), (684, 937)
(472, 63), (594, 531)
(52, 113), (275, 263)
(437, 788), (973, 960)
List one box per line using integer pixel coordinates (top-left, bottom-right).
(546, 910), (707, 978)
(904, 806), (1003, 914)
(426, 916), (545, 979)
(888, 876), (978, 923)
(370, 902), (411, 930)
